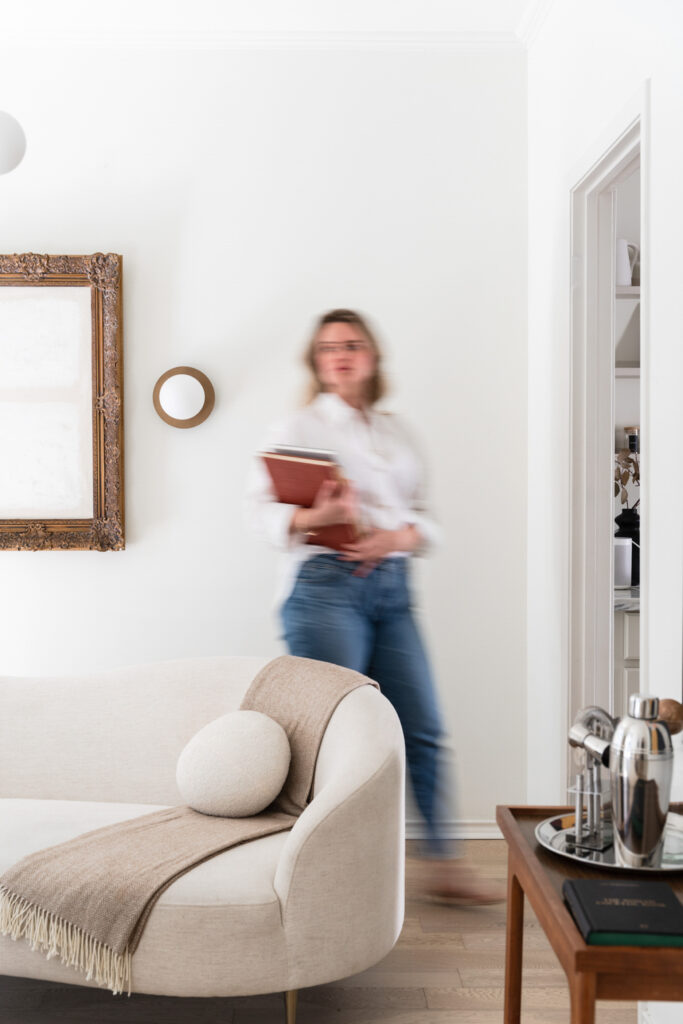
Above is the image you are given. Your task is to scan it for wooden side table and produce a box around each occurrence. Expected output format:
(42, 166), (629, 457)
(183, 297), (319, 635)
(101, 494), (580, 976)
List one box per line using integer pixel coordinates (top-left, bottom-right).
(497, 805), (683, 1024)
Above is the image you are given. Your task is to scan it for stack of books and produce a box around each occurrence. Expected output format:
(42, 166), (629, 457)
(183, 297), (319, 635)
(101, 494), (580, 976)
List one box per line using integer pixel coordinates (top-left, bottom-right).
(563, 879), (683, 947)
(260, 445), (358, 551)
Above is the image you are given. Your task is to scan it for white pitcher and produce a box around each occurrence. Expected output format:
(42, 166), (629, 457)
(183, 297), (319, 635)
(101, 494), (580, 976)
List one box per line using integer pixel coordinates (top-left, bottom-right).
(614, 537), (632, 588)
(616, 238), (639, 287)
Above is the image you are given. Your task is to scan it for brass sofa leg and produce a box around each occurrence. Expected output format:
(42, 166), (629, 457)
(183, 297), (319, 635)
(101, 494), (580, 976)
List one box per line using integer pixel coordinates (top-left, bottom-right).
(284, 988), (298, 1024)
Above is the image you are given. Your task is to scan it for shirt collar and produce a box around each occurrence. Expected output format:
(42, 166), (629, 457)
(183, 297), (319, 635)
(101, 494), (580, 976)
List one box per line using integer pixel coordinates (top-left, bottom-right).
(313, 391), (373, 425)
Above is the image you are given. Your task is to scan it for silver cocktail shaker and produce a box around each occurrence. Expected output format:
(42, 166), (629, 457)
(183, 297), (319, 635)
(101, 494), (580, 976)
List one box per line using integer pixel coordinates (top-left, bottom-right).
(610, 694), (673, 868)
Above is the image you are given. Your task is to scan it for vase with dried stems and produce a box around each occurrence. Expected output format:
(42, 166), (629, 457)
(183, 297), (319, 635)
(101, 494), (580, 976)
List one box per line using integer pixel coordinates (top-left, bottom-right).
(614, 433), (640, 586)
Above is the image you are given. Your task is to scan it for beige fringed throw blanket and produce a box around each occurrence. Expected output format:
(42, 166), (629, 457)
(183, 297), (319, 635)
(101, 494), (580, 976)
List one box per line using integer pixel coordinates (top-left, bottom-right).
(0, 656), (376, 995)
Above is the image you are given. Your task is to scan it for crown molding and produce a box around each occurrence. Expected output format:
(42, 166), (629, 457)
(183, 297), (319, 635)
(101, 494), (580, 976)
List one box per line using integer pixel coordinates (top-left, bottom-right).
(0, 29), (525, 51)
(515, 0), (556, 46)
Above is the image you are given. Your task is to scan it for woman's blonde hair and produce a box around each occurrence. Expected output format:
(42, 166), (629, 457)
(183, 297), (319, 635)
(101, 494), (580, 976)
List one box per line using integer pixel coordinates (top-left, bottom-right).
(303, 308), (387, 405)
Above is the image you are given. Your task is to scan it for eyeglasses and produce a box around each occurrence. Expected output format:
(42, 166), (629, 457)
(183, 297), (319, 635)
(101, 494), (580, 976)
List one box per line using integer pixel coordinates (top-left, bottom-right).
(315, 340), (371, 355)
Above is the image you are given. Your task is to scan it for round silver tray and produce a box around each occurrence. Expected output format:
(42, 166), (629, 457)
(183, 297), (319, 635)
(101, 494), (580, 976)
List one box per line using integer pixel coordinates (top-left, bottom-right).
(535, 812), (683, 872)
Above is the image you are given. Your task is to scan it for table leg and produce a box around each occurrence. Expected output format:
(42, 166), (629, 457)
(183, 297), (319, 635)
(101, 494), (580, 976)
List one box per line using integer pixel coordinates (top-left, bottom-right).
(504, 856), (524, 1024)
(569, 973), (596, 1024)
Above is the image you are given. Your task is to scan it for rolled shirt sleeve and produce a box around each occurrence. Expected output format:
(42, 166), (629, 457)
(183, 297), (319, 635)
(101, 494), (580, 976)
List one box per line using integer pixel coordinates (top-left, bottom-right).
(403, 507), (442, 552)
(392, 417), (442, 553)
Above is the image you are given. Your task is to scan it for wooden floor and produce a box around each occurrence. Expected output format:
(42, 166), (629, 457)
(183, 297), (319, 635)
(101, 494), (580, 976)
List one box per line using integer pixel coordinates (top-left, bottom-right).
(0, 841), (636, 1024)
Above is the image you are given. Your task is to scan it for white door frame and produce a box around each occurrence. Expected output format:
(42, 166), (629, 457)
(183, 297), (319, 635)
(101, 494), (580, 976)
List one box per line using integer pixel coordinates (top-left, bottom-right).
(568, 90), (649, 755)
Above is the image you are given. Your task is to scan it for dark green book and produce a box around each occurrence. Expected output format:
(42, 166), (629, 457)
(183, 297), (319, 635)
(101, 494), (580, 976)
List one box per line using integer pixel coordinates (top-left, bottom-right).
(563, 879), (683, 947)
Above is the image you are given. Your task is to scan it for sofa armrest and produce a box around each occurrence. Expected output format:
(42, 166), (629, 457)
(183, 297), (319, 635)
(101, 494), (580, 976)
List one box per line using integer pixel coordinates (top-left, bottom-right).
(272, 690), (405, 988)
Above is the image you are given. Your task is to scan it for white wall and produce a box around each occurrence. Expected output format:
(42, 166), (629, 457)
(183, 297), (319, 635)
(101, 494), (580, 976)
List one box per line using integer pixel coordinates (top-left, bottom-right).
(0, 39), (527, 830)
(528, 6), (683, 1019)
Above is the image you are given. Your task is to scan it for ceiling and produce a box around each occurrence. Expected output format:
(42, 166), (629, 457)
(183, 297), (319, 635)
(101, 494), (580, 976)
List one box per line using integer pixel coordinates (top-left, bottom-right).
(0, 0), (554, 46)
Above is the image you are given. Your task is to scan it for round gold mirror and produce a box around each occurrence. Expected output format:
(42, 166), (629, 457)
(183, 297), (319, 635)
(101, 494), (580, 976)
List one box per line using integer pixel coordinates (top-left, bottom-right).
(153, 367), (215, 429)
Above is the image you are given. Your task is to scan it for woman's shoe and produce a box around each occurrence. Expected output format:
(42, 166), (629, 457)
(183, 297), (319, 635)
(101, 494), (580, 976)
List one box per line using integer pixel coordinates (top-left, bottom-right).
(423, 859), (506, 906)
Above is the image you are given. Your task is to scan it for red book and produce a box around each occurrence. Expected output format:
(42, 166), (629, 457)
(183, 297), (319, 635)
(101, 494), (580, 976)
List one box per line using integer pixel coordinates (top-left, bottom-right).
(260, 448), (358, 551)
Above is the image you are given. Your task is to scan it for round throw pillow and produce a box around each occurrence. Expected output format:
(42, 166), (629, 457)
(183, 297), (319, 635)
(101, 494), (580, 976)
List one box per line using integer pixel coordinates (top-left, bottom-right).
(176, 710), (291, 817)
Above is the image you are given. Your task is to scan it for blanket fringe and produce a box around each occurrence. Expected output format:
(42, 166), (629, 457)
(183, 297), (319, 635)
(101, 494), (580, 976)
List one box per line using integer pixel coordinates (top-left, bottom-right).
(0, 884), (131, 995)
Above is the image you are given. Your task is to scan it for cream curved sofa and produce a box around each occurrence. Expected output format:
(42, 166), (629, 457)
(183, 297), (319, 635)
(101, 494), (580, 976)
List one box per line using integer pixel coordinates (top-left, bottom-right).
(0, 656), (405, 1022)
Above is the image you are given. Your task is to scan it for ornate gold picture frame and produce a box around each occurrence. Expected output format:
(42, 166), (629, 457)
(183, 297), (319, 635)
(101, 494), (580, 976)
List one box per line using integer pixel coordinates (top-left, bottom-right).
(0, 253), (124, 550)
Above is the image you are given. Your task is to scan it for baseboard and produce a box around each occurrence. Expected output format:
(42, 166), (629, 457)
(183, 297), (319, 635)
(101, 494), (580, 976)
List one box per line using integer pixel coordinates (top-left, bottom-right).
(406, 818), (503, 840)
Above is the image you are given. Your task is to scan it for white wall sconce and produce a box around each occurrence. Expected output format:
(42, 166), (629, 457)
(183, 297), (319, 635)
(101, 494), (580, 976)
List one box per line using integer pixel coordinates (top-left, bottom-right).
(0, 111), (26, 174)
(153, 367), (215, 428)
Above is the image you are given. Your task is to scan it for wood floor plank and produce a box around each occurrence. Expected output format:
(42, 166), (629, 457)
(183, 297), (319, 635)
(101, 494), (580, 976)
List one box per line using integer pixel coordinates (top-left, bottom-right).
(456, 967), (568, 988)
(412, 949), (563, 970)
(397, 918), (467, 949)
(461, 929), (552, 951)
(336, 970), (462, 989)
(235, 1011), (633, 1024)
(427, 984), (567, 1009)
(235, 1012), (481, 1024)
(418, 905), (543, 934)
(425, 985), (636, 1011)
(299, 986), (428, 1009)
(371, 948), (474, 971)
(0, 980), (235, 1022)
(231, 986), (428, 1011)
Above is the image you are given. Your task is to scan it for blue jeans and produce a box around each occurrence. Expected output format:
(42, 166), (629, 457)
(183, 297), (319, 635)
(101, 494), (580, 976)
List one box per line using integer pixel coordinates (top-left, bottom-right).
(281, 553), (455, 857)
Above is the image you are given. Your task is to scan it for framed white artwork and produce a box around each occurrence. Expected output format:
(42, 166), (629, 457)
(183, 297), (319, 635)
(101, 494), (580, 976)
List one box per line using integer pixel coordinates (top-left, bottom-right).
(0, 253), (124, 550)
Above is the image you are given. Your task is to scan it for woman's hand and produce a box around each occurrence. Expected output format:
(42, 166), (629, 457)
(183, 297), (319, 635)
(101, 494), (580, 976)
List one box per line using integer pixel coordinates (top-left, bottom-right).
(290, 479), (357, 534)
(339, 525), (421, 569)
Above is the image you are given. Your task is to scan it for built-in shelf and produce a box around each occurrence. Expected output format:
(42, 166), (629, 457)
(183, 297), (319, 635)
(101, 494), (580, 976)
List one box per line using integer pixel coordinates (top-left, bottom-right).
(614, 587), (640, 612)
(616, 286), (640, 298)
(615, 365), (640, 378)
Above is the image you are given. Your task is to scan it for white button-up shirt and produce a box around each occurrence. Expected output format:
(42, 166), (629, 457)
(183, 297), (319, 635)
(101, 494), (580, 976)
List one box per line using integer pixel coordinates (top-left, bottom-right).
(246, 392), (441, 603)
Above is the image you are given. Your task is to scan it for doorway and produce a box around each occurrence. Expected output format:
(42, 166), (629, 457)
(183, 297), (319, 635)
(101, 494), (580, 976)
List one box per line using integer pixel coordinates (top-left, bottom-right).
(568, 109), (646, 745)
